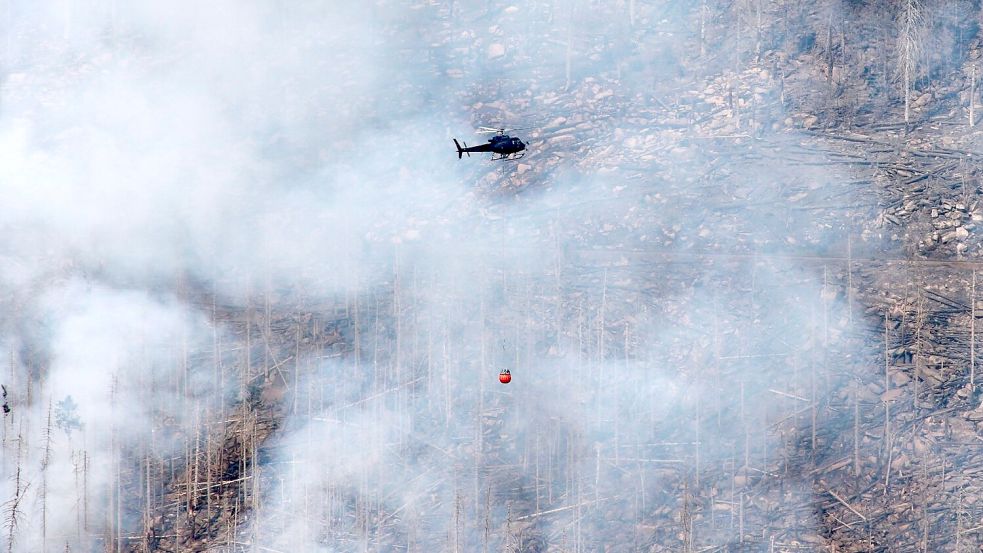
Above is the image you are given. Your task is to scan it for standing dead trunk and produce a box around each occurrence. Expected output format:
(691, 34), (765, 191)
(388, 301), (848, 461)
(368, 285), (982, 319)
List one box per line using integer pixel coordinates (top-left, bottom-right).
(897, 0), (923, 126)
(972, 269), (977, 388)
(564, 7), (574, 91)
(971, 64), (977, 127)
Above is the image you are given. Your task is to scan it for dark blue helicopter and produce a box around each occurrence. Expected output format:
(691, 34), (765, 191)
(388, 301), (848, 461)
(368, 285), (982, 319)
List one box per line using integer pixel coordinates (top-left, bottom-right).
(454, 127), (527, 161)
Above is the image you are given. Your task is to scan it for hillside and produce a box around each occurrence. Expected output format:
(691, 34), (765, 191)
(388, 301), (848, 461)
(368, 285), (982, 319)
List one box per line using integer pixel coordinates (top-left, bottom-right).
(3, 1), (983, 552)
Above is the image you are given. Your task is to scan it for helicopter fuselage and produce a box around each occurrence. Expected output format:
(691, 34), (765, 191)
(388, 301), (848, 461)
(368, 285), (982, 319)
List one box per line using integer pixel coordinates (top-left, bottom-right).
(486, 135), (525, 156)
(454, 134), (526, 160)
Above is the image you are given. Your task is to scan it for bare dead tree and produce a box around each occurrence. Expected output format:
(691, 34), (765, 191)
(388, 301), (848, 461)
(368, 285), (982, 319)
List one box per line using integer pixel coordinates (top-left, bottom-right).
(971, 63), (977, 127)
(41, 402), (53, 552)
(896, 0), (923, 126)
(4, 429), (27, 553)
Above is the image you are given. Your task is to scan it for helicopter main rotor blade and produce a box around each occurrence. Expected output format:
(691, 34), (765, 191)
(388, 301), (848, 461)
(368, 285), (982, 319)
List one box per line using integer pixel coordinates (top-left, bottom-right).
(476, 125), (537, 134)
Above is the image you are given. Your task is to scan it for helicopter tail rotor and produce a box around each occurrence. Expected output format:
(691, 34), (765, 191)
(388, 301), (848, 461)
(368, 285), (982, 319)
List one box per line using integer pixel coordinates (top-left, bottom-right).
(453, 139), (470, 159)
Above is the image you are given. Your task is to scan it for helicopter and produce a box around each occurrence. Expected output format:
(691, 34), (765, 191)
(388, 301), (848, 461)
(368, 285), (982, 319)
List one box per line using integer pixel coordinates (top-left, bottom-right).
(453, 127), (527, 161)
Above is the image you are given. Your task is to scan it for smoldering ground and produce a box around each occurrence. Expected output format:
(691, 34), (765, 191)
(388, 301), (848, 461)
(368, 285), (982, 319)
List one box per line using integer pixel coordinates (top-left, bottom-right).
(252, 226), (855, 550)
(0, 2), (482, 550)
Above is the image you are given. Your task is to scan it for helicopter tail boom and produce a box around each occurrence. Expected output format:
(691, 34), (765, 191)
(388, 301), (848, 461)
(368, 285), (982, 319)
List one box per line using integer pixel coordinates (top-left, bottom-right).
(453, 139), (470, 159)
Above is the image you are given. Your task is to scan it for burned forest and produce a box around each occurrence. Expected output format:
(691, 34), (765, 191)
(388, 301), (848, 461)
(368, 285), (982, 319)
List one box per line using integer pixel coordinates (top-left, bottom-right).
(4, 0), (983, 551)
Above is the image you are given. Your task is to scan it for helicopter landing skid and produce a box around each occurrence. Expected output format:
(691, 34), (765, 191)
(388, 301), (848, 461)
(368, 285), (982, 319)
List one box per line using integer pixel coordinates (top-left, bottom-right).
(492, 152), (526, 161)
